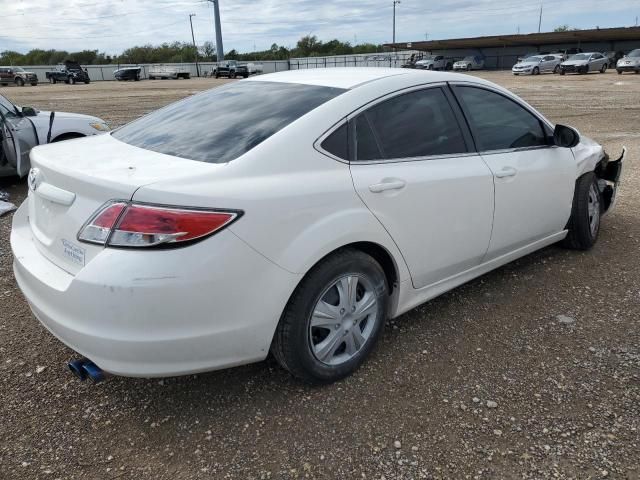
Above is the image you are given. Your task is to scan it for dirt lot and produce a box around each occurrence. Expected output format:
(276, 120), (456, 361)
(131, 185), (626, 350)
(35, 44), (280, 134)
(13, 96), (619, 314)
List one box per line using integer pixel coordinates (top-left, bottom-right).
(0, 72), (638, 479)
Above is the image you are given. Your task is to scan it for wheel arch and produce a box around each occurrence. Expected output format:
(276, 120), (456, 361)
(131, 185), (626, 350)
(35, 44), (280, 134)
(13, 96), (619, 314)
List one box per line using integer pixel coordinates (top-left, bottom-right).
(281, 240), (404, 323)
(51, 132), (86, 143)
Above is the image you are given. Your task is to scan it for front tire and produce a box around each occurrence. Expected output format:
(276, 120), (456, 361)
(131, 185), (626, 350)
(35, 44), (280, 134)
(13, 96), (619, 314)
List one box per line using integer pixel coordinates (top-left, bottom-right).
(15, 78), (25, 86)
(533, 67), (539, 75)
(272, 248), (389, 384)
(600, 63), (607, 73)
(562, 172), (602, 250)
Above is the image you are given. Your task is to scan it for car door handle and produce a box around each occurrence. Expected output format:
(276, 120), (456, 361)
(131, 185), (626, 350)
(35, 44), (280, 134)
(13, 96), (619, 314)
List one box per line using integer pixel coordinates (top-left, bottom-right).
(369, 180), (406, 193)
(495, 167), (517, 178)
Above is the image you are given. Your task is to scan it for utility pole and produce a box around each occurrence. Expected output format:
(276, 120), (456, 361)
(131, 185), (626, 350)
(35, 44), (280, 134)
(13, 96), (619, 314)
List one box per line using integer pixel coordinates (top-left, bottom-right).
(189, 14), (200, 77)
(538, 3), (543, 33)
(206, 0), (224, 62)
(392, 0), (401, 45)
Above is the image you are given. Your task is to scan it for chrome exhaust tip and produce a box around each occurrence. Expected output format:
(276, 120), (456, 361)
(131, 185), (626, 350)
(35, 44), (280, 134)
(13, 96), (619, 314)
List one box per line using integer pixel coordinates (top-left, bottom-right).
(67, 359), (88, 381)
(80, 361), (105, 384)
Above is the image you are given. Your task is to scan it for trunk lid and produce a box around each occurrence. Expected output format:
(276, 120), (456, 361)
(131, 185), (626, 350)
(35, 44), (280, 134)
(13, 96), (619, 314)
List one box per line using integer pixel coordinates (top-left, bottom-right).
(27, 134), (217, 274)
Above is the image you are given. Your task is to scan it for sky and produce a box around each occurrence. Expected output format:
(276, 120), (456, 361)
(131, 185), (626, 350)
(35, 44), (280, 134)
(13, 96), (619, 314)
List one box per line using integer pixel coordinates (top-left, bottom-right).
(0, 0), (639, 55)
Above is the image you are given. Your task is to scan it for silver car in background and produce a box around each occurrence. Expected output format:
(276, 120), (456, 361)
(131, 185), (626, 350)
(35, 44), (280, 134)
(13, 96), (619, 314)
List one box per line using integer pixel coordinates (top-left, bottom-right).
(559, 52), (609, 75)
(512, 54), (563, 75)
(616, 49), (640, 74)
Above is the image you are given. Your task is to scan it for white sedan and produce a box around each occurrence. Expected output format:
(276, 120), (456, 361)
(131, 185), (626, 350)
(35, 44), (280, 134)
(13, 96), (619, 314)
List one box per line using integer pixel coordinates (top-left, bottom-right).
(11, 68), (624, 384)
(1, 94), (110, 177)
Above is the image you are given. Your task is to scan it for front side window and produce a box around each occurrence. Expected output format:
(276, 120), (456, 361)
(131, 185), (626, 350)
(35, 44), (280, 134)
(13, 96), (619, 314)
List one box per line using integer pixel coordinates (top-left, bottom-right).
(354, 87), (467, 161)
(454, 86), (547, 152)
(113, 81), (345, 164)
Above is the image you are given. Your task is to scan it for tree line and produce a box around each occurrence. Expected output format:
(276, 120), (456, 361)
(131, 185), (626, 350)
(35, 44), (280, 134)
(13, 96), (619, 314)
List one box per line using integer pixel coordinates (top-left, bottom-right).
(0, 36), (386, 66)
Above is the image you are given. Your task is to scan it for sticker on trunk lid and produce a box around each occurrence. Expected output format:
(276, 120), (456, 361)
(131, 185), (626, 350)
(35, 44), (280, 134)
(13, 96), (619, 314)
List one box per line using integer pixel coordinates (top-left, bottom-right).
(61, 239), (86, 266)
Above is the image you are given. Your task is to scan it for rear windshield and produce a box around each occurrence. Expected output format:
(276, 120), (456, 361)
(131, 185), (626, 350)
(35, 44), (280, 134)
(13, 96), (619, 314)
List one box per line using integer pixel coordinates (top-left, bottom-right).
(113, 81), (345, 163)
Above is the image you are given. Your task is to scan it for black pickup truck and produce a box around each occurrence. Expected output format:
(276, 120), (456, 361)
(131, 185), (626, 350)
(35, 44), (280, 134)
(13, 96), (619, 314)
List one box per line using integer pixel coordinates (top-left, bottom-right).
(213, 60), (249, 79)
(46, 61), (91, 84)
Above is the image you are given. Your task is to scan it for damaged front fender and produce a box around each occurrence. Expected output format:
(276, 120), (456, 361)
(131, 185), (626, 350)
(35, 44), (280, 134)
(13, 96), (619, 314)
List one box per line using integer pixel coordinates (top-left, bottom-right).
(595, 146), (626, 213)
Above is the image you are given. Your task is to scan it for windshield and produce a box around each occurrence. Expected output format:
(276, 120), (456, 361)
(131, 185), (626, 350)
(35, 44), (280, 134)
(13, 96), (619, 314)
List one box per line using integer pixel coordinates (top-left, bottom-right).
(418, 56), (435, 61)
(13, 67), (25, 72)
(462, 56), (475, 62)
(113, 81), (345, 164)
(628, 49), (640, 58)
(569, 54), (589, 60)
(523, 56), (542, 62)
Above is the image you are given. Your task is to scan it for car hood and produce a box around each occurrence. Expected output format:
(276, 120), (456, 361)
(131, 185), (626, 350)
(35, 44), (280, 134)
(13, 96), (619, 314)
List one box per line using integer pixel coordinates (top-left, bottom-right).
(514, 61), (539, 67)
(31, 110), (103, 126)
(562, 59), (588, 66)
(618, 57), (640, 64)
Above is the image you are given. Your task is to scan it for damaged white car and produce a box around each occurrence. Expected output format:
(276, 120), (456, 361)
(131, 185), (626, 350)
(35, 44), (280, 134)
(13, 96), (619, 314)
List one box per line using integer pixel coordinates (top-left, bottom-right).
(10, 68), (624, 384)
(0, 94), (110, 177)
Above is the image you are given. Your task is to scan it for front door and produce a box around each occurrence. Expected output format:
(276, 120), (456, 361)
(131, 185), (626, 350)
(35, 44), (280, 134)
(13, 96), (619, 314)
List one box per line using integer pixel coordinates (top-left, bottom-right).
(452, 85), (575, 260)
(348, 85), (495, 289)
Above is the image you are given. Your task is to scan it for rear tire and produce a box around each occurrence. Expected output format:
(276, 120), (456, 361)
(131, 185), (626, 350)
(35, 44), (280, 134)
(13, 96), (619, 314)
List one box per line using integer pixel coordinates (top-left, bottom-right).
(553, 65), (560, 74)
(271, 248), (389, 384)
(562, 172), (602, 250)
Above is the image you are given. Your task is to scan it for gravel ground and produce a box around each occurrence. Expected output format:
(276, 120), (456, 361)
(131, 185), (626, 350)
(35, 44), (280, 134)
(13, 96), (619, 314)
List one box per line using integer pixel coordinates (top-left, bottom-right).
(0, 72), (638, 479)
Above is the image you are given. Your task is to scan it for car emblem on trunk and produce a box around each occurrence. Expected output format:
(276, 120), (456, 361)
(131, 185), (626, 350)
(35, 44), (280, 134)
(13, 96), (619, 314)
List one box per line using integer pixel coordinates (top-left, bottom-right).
(28, 168), (40, 192)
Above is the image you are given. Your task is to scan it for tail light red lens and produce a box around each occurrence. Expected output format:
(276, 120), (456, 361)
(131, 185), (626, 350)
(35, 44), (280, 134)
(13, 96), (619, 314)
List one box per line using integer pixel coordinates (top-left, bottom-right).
(78, 201), (241, 248)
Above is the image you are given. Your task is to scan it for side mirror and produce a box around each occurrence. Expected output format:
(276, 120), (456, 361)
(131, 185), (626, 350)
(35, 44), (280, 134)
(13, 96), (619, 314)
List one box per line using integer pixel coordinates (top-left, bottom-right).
(554, 124), (580, 148)
(21, 106), (38, 117)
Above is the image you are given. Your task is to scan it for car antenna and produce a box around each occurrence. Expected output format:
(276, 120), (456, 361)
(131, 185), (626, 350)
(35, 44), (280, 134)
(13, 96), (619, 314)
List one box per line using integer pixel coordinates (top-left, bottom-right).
(46, 111), (55, 143)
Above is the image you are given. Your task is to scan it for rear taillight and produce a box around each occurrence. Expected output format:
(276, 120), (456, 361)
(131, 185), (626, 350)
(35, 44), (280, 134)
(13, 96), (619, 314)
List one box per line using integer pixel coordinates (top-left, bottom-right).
(78, 201), (241, 248)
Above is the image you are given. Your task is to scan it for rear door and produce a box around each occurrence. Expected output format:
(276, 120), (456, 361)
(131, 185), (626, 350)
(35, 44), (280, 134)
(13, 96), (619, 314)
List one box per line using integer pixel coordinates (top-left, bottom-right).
(542, 56), (556, 72)
(347, 85), (494, 289)
(451, 84), (575, 260)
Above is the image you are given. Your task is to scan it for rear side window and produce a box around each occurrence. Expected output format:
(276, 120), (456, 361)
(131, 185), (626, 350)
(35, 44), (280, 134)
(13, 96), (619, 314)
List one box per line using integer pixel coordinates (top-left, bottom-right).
(354, 87), (467, 161)
(454, 86), (547, 151)
(320, 123), (348, 160)
(113, 81), (345, 164)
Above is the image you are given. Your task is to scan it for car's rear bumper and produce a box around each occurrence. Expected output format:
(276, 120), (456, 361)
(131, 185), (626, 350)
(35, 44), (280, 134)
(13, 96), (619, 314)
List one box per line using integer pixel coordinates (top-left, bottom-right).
(11, 202), (300, 377)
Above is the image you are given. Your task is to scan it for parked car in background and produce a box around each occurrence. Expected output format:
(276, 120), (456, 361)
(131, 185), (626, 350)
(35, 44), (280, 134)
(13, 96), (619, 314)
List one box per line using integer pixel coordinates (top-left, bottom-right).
(616, 49), (640, 74)
(512, 54), (563, 75)
(0, 67), (38, 86)
(415, 55), (453, 71)
(214, 60), (249, 78)
(46, 61), (90, 84)
(114, 67), (141, 81)
(401, 53), (422, 68)
(453, 56), (485, 71)
(148, 65), (190, 80)
(0, 93), (109, 177)
(604, 51), (624, 68)
(9, 68), (623, 384)
(559, 52), (609, 74)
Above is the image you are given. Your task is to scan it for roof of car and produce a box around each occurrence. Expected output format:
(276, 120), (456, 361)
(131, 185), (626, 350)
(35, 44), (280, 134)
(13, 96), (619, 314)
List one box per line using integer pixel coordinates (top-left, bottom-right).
(246, 67), (478, 89)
